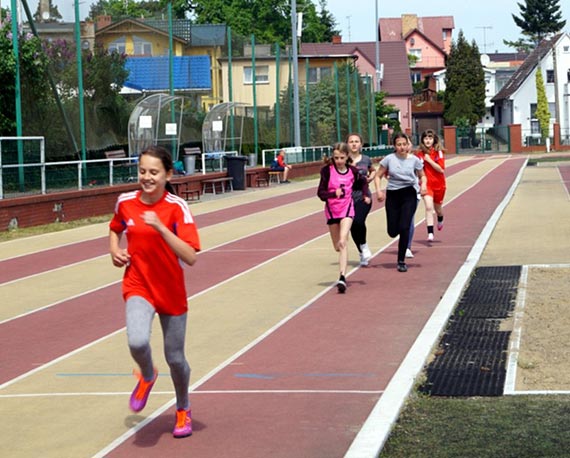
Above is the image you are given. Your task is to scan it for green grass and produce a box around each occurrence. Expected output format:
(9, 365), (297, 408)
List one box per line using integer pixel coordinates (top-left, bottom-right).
(0, 215), (111, 242)
(380, 393), (570, 457)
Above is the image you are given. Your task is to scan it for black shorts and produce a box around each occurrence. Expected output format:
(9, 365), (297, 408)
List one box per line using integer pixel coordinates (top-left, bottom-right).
(327, 217), (352, 225)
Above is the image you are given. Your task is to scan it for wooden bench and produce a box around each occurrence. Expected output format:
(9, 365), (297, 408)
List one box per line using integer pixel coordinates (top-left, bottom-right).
(104, 149), (127, 160)
(105, 149), (137, 182)
(268, 171), (282, 184)
(202, 177), (233, 194)
(181, 189), (201, 201)
(255, 177), (269, 187)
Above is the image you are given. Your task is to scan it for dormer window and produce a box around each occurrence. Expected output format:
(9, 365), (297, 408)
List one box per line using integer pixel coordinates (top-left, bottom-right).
(443, 30), (448, 41)
(133, 36), (152, 56)
(108, 37), (126, 54)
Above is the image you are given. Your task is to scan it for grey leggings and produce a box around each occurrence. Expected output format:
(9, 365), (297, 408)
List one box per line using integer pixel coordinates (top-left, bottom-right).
(126, 296), (191, 410)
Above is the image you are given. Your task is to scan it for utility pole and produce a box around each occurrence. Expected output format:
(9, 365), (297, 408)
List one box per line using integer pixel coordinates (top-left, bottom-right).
(476, 26), (493, 53)
(291, 0), (301, 147)
(375, 0), (381, 91)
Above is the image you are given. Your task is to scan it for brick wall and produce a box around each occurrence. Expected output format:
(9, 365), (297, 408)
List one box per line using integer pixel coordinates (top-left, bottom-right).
(0, 162), (324, 231)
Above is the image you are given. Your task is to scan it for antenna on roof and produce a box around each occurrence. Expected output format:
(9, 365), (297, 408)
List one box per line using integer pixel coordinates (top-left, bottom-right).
(476, 26), (494, 54)
(346, 15), (352, 42)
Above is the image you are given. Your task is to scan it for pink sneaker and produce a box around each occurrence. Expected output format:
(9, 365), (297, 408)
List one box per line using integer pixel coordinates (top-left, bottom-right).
(173, 409), (193, 438)
(129, 368), (158, 412)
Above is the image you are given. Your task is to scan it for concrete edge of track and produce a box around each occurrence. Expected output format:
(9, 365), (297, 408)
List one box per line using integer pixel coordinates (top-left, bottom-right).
(343, 157), (528, 458)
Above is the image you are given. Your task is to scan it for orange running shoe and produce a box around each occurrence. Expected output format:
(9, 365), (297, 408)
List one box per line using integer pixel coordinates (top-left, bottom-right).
(129, 368), (158, 412)
(173, 409), (193, 438)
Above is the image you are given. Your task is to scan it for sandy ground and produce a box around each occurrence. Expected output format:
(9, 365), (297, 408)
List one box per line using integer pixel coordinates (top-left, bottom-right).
(516, 266), (570, 391)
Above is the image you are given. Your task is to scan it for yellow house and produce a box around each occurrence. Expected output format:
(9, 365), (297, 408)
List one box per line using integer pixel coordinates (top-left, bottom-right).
(95, 17), (225, 110)
(219, 45), (356, 114)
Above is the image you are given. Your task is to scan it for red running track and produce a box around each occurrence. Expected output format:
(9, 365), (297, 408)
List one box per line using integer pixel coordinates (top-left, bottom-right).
(101, 157), (525, 457)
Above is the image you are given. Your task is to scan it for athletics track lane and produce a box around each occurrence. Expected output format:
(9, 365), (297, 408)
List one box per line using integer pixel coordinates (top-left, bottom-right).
(0, 159), (482, 283)
(0, 159), (483, 385)
(103, 158), (526, 457)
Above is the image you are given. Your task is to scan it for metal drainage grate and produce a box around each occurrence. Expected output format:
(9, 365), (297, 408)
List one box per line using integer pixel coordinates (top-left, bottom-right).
(418, 266), (521, 397)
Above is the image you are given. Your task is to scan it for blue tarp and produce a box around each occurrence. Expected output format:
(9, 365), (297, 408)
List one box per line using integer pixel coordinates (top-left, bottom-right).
(125, 55), (212, 91)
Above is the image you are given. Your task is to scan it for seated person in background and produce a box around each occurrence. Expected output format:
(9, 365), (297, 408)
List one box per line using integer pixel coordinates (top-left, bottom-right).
(271, 149), (293, 183)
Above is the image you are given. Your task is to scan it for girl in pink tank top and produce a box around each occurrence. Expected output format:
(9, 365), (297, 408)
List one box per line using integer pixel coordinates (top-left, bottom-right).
(317, 143), (370, 293)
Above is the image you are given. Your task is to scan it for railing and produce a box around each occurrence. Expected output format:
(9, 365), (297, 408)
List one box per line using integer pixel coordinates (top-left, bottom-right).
(261, 144), (393, 168)
(0, 157), (137, 199)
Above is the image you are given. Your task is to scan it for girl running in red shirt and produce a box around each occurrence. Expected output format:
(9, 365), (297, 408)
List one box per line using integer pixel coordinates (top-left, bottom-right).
(109, 145), (200, 438)
(417, 129), (446, 242)
(317, 142), (370, 293)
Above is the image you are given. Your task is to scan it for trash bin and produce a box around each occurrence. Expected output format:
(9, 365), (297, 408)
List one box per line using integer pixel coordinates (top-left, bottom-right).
(485, 139), (492, 151)
(248, 153), (257, 167)
(225, 155), (248, 190)
(183, 153), (197, 175)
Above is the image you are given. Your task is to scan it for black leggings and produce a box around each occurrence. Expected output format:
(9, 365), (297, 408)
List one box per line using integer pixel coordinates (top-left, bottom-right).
(351, 198), (372, 250)
(385, 187), (418, 263)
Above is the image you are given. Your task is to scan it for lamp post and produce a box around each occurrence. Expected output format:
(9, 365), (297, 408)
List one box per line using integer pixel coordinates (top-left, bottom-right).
(375, 0), (381, 92)
(291, 0), (301, 147)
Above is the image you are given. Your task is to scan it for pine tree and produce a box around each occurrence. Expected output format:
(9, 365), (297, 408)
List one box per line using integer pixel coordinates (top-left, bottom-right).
(535, 68), (551, 140)
(505, 0), (566, 51)
(444, 31), (486, 127)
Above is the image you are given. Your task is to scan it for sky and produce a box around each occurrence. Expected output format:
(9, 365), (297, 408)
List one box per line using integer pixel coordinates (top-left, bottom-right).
(23, 0), (570, 54)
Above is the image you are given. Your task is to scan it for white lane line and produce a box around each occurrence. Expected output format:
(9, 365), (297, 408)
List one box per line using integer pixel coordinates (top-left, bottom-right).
(0, 254), (109, 287)
(0, 209), (322, 325)
(0, 389), (383, 399)
(504, 265), (528, 394)
(344, 158), (527, 458)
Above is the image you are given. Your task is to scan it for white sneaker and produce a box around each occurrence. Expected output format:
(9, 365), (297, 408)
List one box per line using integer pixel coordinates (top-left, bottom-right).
(428, 233), (434, 242)
(405, 248), (414, 258)
(359, 252), (369, 266)
(360, 243), (372, 262)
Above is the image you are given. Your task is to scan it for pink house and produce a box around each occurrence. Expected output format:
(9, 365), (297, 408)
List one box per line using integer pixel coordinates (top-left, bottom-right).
(380, 14), (454, 82)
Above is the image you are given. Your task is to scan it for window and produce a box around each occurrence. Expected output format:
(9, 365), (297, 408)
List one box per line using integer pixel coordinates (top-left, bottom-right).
(244, 65), (269, 84)
(443, 30), (448, 41)
(546, 69), (555, 83)
(133, 36), (152, 56)
(308, 67), (332, 84)
(409, 48), (422, 62)
(563, 45), (570, 53)
(531, 120), (540, 135)
(411, 71), (422, 83)
(567, 69), (570, 83)
(108, 37), (126, 54)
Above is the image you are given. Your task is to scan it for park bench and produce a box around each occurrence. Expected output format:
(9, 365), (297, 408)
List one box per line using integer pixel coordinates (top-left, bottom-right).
(202, 177), (233, 194)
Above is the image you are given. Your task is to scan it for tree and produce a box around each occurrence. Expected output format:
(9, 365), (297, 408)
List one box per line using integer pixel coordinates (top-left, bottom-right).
(535, 67), (551, 140)
(0, 15), (51, 136)
(444, 30), (485, 127)
(375, 91), (401, 132)
(190, 0), (338, 45)
(504, 0), (566, 51)
(88, 0), (167, 21)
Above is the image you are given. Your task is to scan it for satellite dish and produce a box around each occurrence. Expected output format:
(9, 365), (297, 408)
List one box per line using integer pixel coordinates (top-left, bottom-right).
(42, 11), (50, 20)
(82, 40), (90, 50)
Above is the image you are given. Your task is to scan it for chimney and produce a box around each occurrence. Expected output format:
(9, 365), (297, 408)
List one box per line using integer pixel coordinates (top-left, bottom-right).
(401, 14), (418, 37)
(332, 35), (342, 44)
(97, 15), (112, 30)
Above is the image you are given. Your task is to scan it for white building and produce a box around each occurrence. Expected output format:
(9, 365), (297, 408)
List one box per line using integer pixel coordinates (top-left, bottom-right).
(492, 33), (570, 146)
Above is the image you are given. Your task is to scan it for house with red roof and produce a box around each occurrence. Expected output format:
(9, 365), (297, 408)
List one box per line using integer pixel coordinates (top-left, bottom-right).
(380, 14), (454, 83)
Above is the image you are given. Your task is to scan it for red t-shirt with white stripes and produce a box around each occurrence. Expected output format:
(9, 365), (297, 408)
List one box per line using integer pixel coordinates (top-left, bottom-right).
(109, 190), (201, 315)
